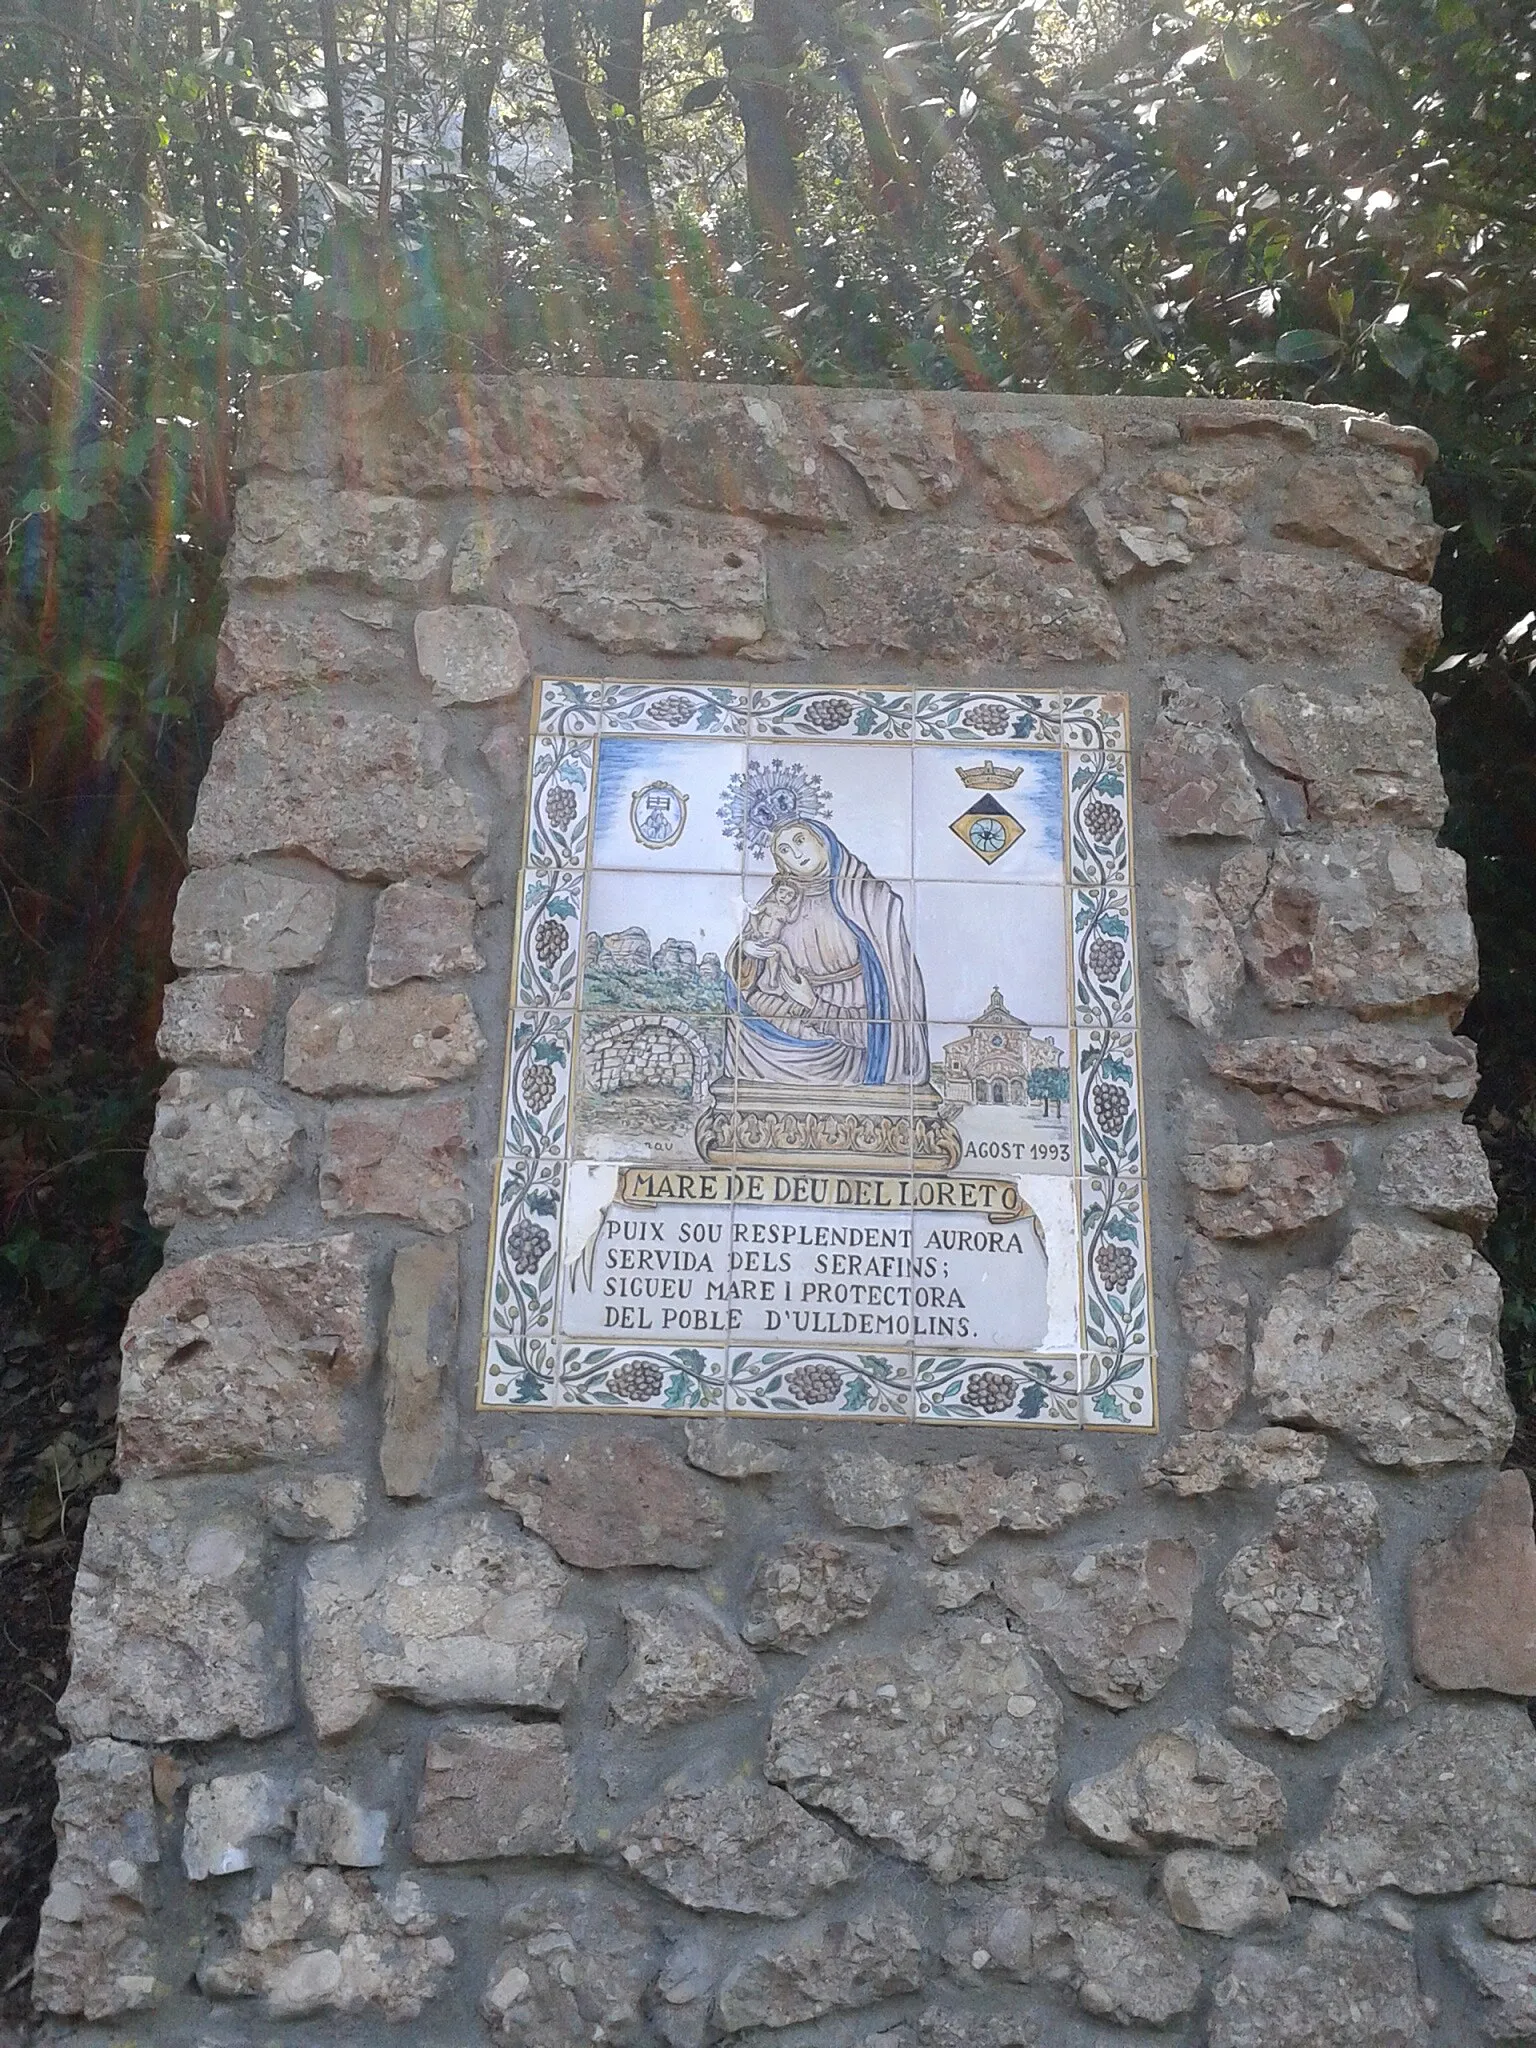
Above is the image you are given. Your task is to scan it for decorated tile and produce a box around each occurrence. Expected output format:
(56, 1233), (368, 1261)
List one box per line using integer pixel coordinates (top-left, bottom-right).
(1076, 1030), (1142, 1179)
(515, 870), (585, 1009)
(481, 680), (1154, 1423)
(727, 1347), (912, 1418)
(536, 676), (604, 735)
(605, 681), (748, 736)
(502, 1009), (573, 1158)
(1068, 752), (1131, 886)
(749, 683), (912, 740)
(913, 689), (1062, 746)
(913, 1352), (1079, 1426)
(526, 734), (594, 868)
(559, 1343), (726, 1414)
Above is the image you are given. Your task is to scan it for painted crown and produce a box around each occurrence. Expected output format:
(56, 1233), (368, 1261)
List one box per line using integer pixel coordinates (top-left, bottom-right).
(956, 759), (1023, 791)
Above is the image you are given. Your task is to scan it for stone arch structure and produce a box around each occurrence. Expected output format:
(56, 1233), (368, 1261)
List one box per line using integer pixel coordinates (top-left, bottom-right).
(582, 1013), (715, 1104)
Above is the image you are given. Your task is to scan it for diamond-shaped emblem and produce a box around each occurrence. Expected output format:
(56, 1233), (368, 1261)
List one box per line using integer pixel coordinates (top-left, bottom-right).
(950, 793), (1024, 865)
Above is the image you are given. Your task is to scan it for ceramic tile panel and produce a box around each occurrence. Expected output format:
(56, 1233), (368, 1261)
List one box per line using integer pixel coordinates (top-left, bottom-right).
(482, 677), (1154, 1429)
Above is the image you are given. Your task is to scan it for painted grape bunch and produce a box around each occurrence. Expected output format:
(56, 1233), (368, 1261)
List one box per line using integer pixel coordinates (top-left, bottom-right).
(544, 784), (578, 831)
(521, 1062), (556, 1113)
(1092, 1081), (1130, 1135)
(1087, 936), (1124, 981)
(962, 702), (1010, 736)
(534, 917), (569, 968)
(607, 1359), (664, 1403)
(1082, 797), (1121, 842)
(784, 1362), (842, 1405)
(962, 1369), (1017, 1414)
(647, 694), (696, 726)
(1095, 1241), (1137, 1292)
(804, 697), (855, 732)
(505, 1220), (551, 1274)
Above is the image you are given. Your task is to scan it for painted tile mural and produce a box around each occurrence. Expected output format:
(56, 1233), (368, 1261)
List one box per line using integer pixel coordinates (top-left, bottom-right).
(481, 679), (1155, 1428)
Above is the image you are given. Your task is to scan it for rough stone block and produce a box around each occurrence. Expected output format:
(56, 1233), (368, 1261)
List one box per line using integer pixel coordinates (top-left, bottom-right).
(188, 696), (488, 881)
(915, 1451), (1118, 1561)
(32, 1739), (160, 2019)
(1243, 831), (1477, 1019)
(765, 1616), (1062, 1880)
(822, 1448), (913, 1528)
(1158, 1851), (1288, 1934)
(182, 1772), (291, 1879)
(1138, 679), (1265, 839)
(215, 592), (403, 705)
(805, 523), (1125, 663)
(227, 474), (447, 590)
(1148, 880), (1244, 1032)
(1274, 449), (1440, 577)
(413, 603), (531, 706)
(1209, 1916), (1432, 2048)
(947, 1869), (1200, 2029)
(609, 1588), (763, 1731)
(380, 1237), (457, 1500)
(1142, 1428), (1328, 1497)
(1449, 1929), (1536, 2040)
(1240, 674), (1446, 826)
(171, 864), (338, 972)
(631, 388), (847, 526)
(1079, 452), (1259, 579)
(994, 1539), (1199, 1709)
(118, 1234), (373, 1475)
(1065, 1721), (1286, 1855)
(1380, 1118), (1496, 1230)
(410, 1722), (574, 1861)
(59, 1487), (293, 1743)
(1175, 1233), (1248, 1429)
(367, 881), (482, 987)
(156, 970), (273, 1067)
(1184, 1133), (1352, 1240)
(619, 1780), (857, 1919)
(1252, 1220), (1512, 1468)
(1289, 1700), (1536, 1903)
(504, 504), (767, 654)
(682, 1417), (792, 1477)
(1485, 1886), (1536, 1943)
(1410, 1470), (1536, 1695)
(244, 370), (644, 497)
(963, 413), (1103, 518)
(716, 1906), (925, 2033)
(1146, 549), (1442, 673)
(741, 1537), (891, 1651)
(319, 1096), (472, 1231)
(1220, 1482), (1383, 1741)
(285, 985), (486, 1095)
(479, 1882), (664, 2046)
(291, 1783), (389, 1867)
(264, 1472), (368, 1542)
(299, 1513), (585, 1737)
(1206, 1025), (1478, 1129)
(144, 1071), (300, 1225)
(199, 1869), (453, 2019)
(820, 392), (964, 511)
(484, 1437), (726, 1569)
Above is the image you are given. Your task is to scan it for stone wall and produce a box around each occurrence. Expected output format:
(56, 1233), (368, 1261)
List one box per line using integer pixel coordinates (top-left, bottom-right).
(31, 373), (1533, 2047)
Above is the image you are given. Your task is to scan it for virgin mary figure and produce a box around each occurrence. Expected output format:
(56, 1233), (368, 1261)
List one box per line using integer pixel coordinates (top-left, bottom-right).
(723, 818), (930, 1089)
(698, 759), (957, 1169)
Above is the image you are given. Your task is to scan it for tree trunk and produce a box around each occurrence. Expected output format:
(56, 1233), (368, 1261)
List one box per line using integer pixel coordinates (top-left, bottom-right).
(538, 0), (605, 224)
(600, 0), (654, 242)
(723, 0), (804, 272)
(378, 0), (398, 225)
(241, 0), (301, 232)
(184, 0), (224, 241)
(317, 0), (350, 182)
(462, 0), (511, 170)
